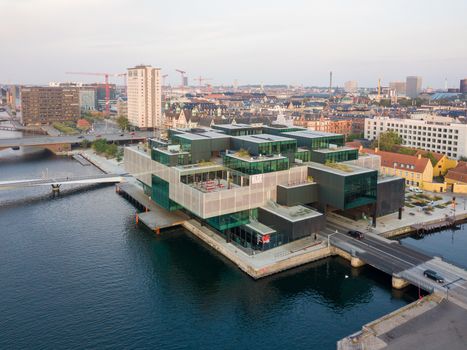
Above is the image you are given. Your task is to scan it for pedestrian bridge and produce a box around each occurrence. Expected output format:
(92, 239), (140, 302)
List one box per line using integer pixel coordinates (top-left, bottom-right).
(0, 173), (127, 189)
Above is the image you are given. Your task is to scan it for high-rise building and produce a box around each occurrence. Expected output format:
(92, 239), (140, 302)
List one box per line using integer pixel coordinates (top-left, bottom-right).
(406, 76), (422, 98)
(460, 79), (467, 94)
(127, 65), (162, 129)
(20, 86), (80, 126)
(389, 81), (406, 96)
(344, 81), (358, 93)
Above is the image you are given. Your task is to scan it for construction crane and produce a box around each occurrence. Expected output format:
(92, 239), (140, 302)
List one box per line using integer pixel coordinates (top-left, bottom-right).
(195, 76), (212, 87)
(66, 71), (125, 115)
(175, 69), (187, 88)
(162, 74), (168, 86)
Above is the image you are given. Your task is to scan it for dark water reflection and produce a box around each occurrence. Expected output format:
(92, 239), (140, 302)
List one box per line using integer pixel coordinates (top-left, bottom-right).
(0, 151), (418, 350)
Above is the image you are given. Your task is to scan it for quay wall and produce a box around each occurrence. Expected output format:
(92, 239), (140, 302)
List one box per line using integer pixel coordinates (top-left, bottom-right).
(182, 220), (333, 279)
(383, 212), (467, 239)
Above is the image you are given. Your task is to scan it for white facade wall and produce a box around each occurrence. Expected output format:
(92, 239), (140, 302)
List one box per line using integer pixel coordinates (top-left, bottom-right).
(124, 147), (309, 219)
(127, 65), (162, 129)
(364, 115), (467, 159)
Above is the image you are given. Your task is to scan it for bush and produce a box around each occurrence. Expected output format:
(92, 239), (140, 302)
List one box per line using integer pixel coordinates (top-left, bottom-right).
(53, 122), (78, 135)
(92, 139), (119, 158)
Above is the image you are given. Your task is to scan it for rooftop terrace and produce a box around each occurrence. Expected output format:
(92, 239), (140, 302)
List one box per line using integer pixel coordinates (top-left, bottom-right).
(261, 202), (322, 222)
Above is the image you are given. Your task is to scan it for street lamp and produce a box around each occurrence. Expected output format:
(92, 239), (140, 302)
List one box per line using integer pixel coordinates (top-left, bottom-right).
(328, 229), (338, 247)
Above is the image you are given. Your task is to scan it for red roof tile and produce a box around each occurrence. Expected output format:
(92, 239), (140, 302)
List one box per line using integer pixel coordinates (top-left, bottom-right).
(362, 148), (431, 174)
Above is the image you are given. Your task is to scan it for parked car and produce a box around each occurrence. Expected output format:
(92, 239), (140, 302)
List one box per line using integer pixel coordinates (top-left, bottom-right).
(347, 230), (364, 240)
(77, 135), (84, 139)
(423, 269), (445, 283)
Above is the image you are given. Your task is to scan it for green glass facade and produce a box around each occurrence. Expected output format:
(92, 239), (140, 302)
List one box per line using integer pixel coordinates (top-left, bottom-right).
(295, 149), (312, 162)
(262, 126), (304, 135)
(311, 148), (359, 164)
(151, 148), (171, 165)
(206, 210), (250, 231)
(212, 125), (262, 136)
(257, 140), (297, 155)
(171, 135), (192, 152)
(344, 172), (377, 209)
(223, 155), (289, 175)
(308, 135), (344, 149)
(151, 174), (182, 211)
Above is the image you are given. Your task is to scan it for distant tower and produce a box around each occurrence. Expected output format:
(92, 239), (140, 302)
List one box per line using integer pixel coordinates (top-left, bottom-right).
(329, 71), (333, 97)
(444, 78), (448, 91)
(377, 78), (381, 101)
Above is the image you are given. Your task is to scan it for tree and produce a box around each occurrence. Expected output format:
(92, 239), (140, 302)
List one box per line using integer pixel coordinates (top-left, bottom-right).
(92, 139), (108, 153)
(116, 116), (130, 132)
(371, 130), (402, 151)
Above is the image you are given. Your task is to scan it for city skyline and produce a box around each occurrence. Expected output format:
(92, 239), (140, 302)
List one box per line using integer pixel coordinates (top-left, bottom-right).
(1, 0), (467, 88)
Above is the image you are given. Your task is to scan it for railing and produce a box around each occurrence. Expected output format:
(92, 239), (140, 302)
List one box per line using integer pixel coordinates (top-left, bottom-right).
(397, 272), (435, 293)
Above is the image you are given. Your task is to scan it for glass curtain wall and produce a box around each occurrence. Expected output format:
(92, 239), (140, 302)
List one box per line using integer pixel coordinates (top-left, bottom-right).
(223, 156), (289, 175)
(344, 172), (377, 209)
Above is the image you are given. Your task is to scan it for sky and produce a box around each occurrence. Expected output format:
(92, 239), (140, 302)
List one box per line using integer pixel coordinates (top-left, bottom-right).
(1, 0), (466, 88)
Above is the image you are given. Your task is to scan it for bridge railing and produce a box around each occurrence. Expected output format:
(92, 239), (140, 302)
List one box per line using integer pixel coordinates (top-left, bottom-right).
(399, 240), (467, 268)
(397, 271), (435, 293)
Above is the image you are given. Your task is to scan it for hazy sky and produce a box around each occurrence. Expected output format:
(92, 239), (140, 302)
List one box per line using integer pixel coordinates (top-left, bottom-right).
(1, 0), (466, 88)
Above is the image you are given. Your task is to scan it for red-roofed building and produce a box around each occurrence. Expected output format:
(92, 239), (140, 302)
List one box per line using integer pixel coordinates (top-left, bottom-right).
(445, 162), (467, 193)
(362, 148), (433, 188)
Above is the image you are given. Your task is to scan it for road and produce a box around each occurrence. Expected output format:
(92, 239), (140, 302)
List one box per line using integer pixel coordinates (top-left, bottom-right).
(0, 131), (155, 149)
(323, 221), (431, 274)
(323, 221), (467, 307)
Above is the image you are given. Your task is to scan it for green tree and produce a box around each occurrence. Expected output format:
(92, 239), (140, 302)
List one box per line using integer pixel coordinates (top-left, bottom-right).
(80, 139), (91, 148)
(422, 152), (438, 166)
(346, 133), (364, 142)
(371, 130), (402, 151)
(92, 139), (108, 153)
(116, 116), (130, 131)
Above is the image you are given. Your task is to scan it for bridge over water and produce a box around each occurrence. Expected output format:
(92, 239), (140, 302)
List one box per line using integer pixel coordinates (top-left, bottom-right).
(0, 173), (127, 193)
(0, 132), (155, 153)
(324, 221), (467, 308)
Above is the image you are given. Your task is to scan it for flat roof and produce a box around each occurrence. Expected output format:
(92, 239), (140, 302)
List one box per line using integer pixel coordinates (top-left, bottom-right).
(277, 182), (316, 189)
(173, 131), (229, 141)
(308, 161), (377, 176)
(377, 175), (404, 184)
(244, 220), (276, 236)
(153, 148), (190, 156)
(261, 202), (323, 222)
(312, 146), (358, 154)
(284, 130), (343, 138)
(263, 124), (306, 130)
(174, 163), (224, 175)
(213, 123), (261, 130)
(232, 134), (296, 144)
(225, 153), (287, 162)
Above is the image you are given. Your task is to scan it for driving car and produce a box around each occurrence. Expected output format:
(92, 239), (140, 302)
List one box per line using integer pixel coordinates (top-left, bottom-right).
(423, 269), (445, 283)
(347, 230), (364, 240)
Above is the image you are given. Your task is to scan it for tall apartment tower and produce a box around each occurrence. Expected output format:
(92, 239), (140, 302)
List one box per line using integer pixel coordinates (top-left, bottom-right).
(127, 65), (162, 129)
(460, 79), (467, 93)
(344, 80), (358, 93)
(406, 76), (422, 98)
